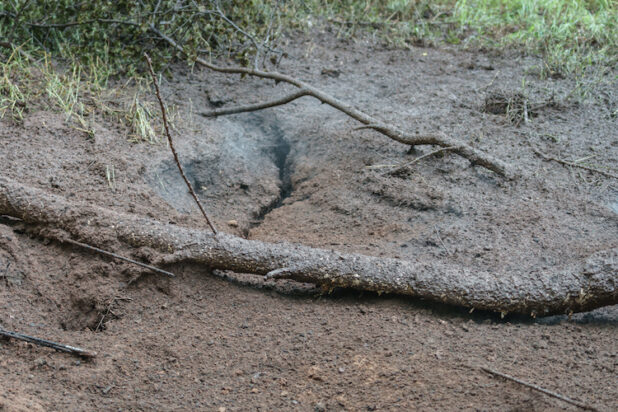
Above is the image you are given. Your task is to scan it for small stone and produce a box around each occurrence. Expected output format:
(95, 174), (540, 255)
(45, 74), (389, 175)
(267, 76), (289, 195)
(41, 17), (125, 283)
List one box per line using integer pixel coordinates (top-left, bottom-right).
(308, 365), (323, 381)
(315, 402), (326, 412)
(227, 220), (238, 227)
(280, 391), (289, 397)
(338, 367), (345, 373)
(532, 340), (548, 350)
(251, 388), (259, 394)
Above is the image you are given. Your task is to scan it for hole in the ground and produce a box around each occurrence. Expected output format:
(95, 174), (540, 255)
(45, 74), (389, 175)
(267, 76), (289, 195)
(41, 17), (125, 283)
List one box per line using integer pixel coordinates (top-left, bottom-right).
(60, 296), (123, 332)
(61, 297), (105, 331)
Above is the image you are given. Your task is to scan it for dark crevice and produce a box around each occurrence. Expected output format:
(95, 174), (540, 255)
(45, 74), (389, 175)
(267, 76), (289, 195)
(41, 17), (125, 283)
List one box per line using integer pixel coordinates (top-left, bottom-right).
(273, 133), (293, 204)
(247, 123), (293, 232)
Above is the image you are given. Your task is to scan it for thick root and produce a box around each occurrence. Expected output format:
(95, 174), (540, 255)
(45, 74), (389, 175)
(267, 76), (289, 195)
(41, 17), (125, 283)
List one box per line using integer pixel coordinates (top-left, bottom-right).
(0, 176), (615, 316)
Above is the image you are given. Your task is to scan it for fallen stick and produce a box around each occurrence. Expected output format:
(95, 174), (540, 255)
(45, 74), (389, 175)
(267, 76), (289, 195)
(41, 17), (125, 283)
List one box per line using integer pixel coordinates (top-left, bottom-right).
(481, 367), (598, 411)
(0, 176), (615, 316)
(0, 327), (97, 358)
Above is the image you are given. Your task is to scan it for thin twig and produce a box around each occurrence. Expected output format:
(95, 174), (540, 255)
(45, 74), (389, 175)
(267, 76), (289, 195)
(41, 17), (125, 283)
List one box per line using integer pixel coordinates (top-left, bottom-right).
(0, 327), (97, 358)
(0, 214), (175, 276)
(144, 53), (218, 235)
(64, 238), (175, 277)
(146, 24), (516, 179)
(201, 89), (311, 117)
(433, 225), (453, 256)
(531, 146), (617, 180)
(481, 367), (598, 411)
(382, 146), (455, 176)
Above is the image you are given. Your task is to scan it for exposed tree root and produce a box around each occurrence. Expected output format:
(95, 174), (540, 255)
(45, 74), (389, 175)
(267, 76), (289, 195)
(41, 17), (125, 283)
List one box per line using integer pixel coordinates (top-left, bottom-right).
(1, 177), (615, 316)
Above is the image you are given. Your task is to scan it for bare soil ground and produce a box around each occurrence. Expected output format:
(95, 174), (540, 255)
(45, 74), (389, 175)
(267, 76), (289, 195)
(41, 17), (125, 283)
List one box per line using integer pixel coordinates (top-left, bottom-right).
(1, 30), (616, 411)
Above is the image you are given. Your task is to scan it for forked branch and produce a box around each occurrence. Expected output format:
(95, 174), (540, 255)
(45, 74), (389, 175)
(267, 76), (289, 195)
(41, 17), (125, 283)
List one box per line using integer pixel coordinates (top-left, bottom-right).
(148, 25), (518, 179)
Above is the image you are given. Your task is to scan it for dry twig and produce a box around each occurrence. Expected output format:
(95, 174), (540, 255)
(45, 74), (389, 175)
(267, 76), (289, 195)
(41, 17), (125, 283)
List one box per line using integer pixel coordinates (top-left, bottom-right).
(0, 326), (97, 358)
(144, 53), (218, 235)
(481, 367), (598, 411)
(201, 89), (312, 117)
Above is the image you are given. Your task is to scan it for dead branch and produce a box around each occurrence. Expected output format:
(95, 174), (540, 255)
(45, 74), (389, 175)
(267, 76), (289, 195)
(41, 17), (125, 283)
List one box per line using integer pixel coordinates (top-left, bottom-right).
(145, 53), (218, 235)
(481, 367), (598, 411)
(148, 24), (518, 179)
(0, 326), (97, 358)
(1, 176), (615, 316)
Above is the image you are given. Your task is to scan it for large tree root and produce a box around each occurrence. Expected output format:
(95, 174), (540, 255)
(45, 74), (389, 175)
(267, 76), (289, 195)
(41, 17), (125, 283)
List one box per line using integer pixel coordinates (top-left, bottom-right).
(1, 176), (616, 316)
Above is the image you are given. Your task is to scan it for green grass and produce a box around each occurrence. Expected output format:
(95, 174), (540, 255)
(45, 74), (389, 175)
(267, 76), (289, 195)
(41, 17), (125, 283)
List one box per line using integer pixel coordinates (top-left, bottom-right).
(286, 0), (617, 77)
(1, 0), (615, 132)
(0, 48), (162, 142)
(452, 0), (617, 76)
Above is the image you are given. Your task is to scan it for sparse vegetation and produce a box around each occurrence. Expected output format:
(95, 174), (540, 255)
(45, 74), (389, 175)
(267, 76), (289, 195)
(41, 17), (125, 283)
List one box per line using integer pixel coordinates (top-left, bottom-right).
(1, 0), (615, 135)
(288, 0), (617, 77)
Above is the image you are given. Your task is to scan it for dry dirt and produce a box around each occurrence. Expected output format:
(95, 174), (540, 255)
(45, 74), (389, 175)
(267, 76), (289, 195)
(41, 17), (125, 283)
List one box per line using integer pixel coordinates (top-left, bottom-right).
(1, 30), (617, 411)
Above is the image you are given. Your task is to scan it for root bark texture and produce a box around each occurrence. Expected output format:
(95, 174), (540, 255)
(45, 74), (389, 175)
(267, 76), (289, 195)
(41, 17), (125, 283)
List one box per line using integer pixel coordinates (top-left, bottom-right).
(1, 176), (615, 316)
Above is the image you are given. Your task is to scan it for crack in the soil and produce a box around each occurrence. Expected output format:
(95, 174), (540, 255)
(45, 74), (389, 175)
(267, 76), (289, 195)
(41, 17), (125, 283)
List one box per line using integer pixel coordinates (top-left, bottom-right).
(247, 121), (293, 233)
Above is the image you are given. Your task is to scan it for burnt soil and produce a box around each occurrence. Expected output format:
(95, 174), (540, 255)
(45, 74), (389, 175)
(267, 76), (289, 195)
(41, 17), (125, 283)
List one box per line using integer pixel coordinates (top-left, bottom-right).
(1, 30), (617, 411)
